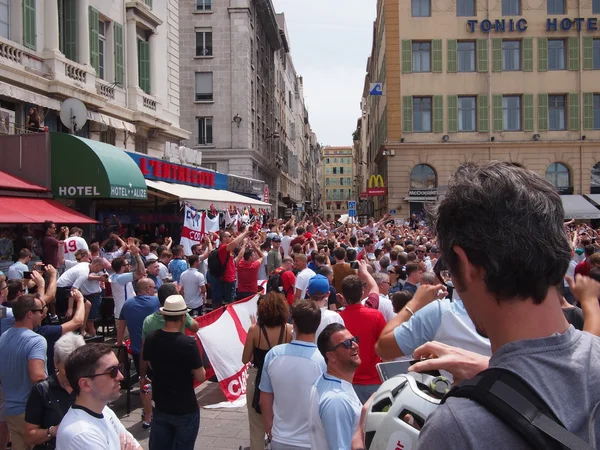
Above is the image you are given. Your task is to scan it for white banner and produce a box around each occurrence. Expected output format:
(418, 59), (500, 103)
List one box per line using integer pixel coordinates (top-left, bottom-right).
(180, 204), (203, 255)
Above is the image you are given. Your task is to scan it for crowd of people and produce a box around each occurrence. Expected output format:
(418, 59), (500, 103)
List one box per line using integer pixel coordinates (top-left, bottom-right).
(1, 160), (600, 450)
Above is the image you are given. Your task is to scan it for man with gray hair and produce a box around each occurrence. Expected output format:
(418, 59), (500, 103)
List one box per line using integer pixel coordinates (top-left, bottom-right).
(420, 272), (437, 286)
(366, 272), (395, 322)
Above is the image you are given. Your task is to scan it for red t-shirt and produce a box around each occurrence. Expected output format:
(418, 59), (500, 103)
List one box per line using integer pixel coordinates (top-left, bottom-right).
(281, 270), (296, 305)
(574, 259), (591, 277)
(237, 259), (261, 292)
(290, 236), (305, 249)
(218, 243), (236, 282)
(339, 296), (386, 385)
(42, 235), (60, 267)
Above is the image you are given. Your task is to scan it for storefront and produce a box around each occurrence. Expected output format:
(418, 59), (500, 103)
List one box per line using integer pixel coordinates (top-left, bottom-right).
(405, 189), (438, 219)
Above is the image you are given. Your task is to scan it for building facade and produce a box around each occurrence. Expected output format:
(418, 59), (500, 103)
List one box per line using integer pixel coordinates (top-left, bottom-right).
(0, 0), (188, 154)
(360, 0), (600, 220)
(179, 1), (320, 216)
(321, 146), (355, 220)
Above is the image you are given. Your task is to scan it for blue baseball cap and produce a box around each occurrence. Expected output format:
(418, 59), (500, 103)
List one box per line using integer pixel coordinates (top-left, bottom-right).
(307, 274), (330, 297)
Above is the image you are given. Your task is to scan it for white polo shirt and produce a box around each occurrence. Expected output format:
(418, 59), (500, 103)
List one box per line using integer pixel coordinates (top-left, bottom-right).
(109, 272), (135, 318)
(315, 308), (345, 343)
(179, 267), (206, 309)
(57, 263), (101, 295)
(295, 268), (316, 300)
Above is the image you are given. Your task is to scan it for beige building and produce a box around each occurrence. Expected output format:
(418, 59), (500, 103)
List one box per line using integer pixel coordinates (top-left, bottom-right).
(322, 146), (355, 220)
(361, 0), (600, 220)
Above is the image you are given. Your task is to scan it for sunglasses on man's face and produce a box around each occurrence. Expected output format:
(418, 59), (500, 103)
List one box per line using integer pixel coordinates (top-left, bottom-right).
(84, 363), (125, 379)
(330, 336), (359, 351)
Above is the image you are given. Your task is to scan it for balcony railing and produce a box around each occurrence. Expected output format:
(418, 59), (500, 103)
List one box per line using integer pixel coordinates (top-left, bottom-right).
(0, 41), (22, 64)
(96, 81), (115, 99)
(142, 95), (157, 111)
(64, 62), (86, 83)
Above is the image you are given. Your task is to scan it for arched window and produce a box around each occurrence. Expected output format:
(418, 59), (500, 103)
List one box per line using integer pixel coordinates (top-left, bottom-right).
(410, 164), (437, 189)
(591, 162), (600, 194)
(545, 162), (571, 192)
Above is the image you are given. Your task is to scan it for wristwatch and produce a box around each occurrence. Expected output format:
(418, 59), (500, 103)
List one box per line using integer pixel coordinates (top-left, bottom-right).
(47, 426), (54, 438)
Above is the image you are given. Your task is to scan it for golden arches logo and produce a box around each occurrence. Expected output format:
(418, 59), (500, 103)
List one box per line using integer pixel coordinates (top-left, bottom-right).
(368, 175), (385, 188)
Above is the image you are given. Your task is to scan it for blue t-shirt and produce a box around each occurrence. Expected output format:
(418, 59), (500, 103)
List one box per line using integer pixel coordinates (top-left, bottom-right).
(0, 327), (47, 415)
(168, 259), (188, 283)
(35, 324), (63, 375)
(148, 274), (163, 290)
(119, 295), (160, 354)
(0, 306), (15, 336)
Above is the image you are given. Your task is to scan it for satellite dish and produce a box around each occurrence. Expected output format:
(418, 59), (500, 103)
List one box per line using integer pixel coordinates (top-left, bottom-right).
(59, 98), (88, 134)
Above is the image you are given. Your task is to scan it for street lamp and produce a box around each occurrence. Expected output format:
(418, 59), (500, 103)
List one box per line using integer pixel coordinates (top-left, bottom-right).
(232, 114), (242, 127)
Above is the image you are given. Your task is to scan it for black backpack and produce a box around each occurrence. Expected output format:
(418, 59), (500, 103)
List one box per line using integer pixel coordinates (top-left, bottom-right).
(442, 367), (595, 450)
(207, 248), (229, 278)
(266, 268), (291, 296)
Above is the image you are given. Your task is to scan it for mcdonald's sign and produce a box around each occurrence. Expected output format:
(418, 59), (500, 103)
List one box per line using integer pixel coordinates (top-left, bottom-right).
(367, 175), (387, 196)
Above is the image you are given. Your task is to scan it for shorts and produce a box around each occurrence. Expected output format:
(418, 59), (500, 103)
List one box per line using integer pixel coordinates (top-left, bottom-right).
(55, 286), (72, 317)
(0, 379), (5, 422)
(85, 293), (102, 321)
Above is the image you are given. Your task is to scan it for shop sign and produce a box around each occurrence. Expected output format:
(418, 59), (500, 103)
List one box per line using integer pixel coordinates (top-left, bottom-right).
(367, 175), (387, 197)
(467, 17), (599, 33)
(409, 189), (438, 197)
(127, 152), (228, 190)
(58, 186), (101, 197)
(264, 184), (269, 203)
(227, 173), (264, 196)
(164, 142), (202, 166)
(110, 185), (147, 199)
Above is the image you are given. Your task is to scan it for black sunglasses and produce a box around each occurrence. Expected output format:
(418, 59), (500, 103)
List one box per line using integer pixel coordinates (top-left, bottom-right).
(330, 336), (359, 351)
(84, 363), (124, 379)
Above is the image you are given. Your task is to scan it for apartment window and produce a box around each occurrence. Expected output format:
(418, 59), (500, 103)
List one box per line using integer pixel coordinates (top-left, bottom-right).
(137, 38), (151, 94)
(340, 167), (344, 174)
(458, 97), (477, 131)
(326, 167), (331, 175)
(58, 0), (76, 61)
(195, 0), (212, 11)
(325, 158), (330, 164)
(202, 162), (217, 171)
(503, 96), (521, 131)
(333, 167), (337, 174)
(135, 135), (148, 154)
(412, 0), (430, 16)
(502, 40), (521, 71)
(333, 157), (338, 163)
(197, 117), (213, 145)
(595, 0), (600, 13)
(594, 94), (600, 129)
(325, 178), (330, 186)
(413, 97), (432, 132)
(100, 128), (116, 145)
(547, 0), (565, 14)
(412, 42), (431, 72)
(98, 21), (106, 80)
(457, 41), (476, 72)
(594, 39), (600, 69)
(548, 95), (566, 130)
(502, 0), (521, 15)
(546, 163), (571, 190)
(457, 0), (475, 16)
(195, 29), (212, 56)
(144, 0), (152, 7)
(339, 177), (344, 185)
(548, 39), (566, 70)
(0, 0), (8, 39)
(195, 72), (213, 101)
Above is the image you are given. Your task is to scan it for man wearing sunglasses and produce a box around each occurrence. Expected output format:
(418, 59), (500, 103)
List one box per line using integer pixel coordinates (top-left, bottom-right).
(57, 343), (141, 450)
(310, 323), (362, 450)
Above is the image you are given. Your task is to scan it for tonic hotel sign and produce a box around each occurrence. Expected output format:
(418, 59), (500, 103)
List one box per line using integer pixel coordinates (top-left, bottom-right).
(467, 17), (600, 33)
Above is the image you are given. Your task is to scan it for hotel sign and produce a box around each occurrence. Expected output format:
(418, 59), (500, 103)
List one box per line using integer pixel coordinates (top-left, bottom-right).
(467, 17), (599, 33)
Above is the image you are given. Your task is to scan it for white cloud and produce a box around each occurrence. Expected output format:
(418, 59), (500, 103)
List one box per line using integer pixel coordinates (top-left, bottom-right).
(273, 0), (376, 146)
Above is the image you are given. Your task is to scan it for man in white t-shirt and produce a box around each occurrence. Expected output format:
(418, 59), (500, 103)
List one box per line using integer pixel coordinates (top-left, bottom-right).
(63, 227), (89, 262)
(109, 248), (145, 336)
(364, 272), (395, 322)
(57, 343), (141, 450)
(179, 255), (206, 316)
(308, 275), (345, 342)
(294, 254), (316, 302)
(280, 225), (295, 257)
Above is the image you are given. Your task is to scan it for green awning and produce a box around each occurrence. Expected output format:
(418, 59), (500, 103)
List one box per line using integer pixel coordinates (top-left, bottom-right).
(51, 133), (147, 200)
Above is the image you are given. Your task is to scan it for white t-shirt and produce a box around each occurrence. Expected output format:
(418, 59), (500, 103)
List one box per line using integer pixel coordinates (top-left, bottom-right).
(361, 294), (396, 322)
(295, 268), (316, 300)
(56, 405), (140, 450)
(109, 272), (135, 318)
(281, 235), (294, 257)
(179, 268), (206, 309)
(158, 262), (169, 281)
(315, 308), (345, 342)
(63, 237), (89, 262)
(57, 263), (101, 294)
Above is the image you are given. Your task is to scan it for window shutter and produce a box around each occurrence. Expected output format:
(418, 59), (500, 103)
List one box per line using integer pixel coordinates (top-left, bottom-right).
(569, 93), (580, 131)
(538, 93), (548, 131)
(568, 37), (579, 71)
(403, 96), (413, 133)
(523, 94), (534, 132)
(477, 38), (488, 72)
(144, 0), (153, 7)
(59, 0), (77, 61)
(138, 39), (150, 93)
(89, 6), (99, 72)
(478, 94), (489, 132)
(583, 93), (594, 130)
(538, 38), (548, 72)
(492, 95), (503, 132)
(447, 39), (457, 73)
(114, 22), (124, 85)
(23, 0), (36, 50)
(522, 38), (533, 72)
(432, 39), (442, 73)
(402, 40), (412, 73)
(447, 95), (458, 132)
(492, 39), (502, 72)
(433, 96), (444, 132)
(583, 37), (593, 70)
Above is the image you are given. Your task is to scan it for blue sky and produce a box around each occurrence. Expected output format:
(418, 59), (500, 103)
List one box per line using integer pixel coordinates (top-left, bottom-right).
(272, 0), (376, 146)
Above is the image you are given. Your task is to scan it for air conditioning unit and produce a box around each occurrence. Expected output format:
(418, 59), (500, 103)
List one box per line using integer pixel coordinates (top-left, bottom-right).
(0, 108), (15, 135)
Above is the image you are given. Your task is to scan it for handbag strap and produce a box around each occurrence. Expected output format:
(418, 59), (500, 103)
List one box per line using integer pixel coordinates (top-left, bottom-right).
(36, 379), (65, 422)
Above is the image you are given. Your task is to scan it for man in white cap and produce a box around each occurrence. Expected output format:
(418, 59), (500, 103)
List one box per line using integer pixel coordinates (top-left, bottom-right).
(142, 295), (206, 450)
(308, 274), (345, 342)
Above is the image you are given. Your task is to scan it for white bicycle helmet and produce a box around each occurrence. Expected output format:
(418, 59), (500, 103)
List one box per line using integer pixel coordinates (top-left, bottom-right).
(364, 372), (451, 450)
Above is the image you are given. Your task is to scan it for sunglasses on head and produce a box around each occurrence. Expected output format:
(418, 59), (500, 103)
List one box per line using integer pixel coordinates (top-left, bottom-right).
(84, 363), (124, 379)
(330, 336), (359, 351)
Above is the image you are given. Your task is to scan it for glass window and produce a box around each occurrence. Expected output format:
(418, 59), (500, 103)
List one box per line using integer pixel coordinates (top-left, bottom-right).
(502, 0), (521, 15)
(325, 158), (329, 164)
(503, 95), (521, 131)
(333, 157), (338, 163)
(326, 167), (331, 175)
(594, 39), (600, 69)
(457, 41), (476, 72)
(595, 94), (600, 130)
(195, 0), (212, 11)
(548, 95), (566, 130)
(547, 0), (565, 14)
(502, 40), (521, 71)
(98, 21), (106, 80)
(457, 0), (475, 15)
(413, 97), (432, 132)
(546, 163), (571, 190)
(195, 30), (212, 56)
(333, 167), (337, 174)
(458, 97), (476, 132)
(592, 161), (600, 193)
(410, 164), (437, 189)
(594, 0), (600, 13)
(412, 42), (431, 72)
(195, 72), (213, 101)
(0, 0), (9, 39)
(548, 39), (566, 70)
(197, 117), (213, 145)
(412, 0), (430, 16)
(340, 167), (344, 174)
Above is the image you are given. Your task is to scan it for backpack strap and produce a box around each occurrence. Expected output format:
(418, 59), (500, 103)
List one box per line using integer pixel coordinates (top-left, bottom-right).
(442, 368), (594, 450)
(36, 378), (66, 421)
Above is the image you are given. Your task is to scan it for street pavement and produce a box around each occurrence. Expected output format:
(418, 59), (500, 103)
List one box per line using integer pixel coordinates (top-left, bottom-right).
(112, 381), (250, 450)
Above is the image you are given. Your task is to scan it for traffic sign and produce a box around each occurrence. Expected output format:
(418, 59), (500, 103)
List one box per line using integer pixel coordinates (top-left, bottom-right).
(348, 201), (356, 209)
(349, 209), (356, 217)
(369, 83), (383, 96)
(389, 209), (397, 215)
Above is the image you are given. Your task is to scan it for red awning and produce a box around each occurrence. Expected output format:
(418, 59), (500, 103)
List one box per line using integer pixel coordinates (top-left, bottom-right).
(0, 197), (97, 224)
(0, 171), (48, 192)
